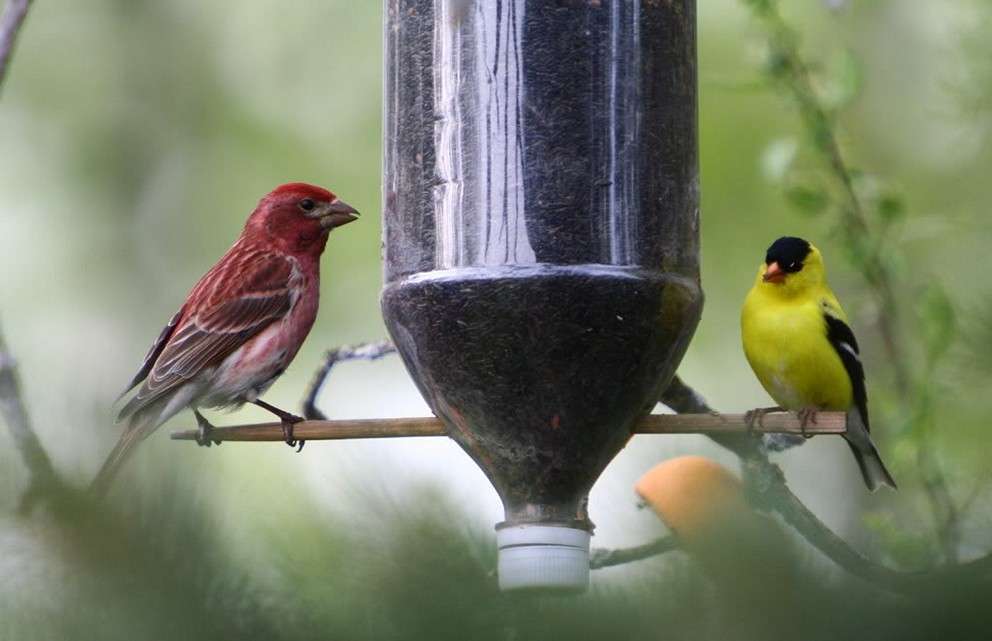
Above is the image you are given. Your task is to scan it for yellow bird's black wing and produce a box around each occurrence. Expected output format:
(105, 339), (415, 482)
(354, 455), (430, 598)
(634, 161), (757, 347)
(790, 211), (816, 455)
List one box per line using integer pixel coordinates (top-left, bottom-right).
(822, 310), (870, 432)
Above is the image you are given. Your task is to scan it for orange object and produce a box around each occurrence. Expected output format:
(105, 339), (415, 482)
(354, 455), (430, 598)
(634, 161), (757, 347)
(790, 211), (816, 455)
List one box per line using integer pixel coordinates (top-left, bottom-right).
(636, 455), (799, 635)
(635, 456), (750, 543)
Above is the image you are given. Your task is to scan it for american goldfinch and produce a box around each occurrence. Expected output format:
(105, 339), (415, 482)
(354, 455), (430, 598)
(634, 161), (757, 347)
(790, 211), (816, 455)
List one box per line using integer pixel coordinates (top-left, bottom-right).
(741, 236), (896, 491)
(91, 183), (359, 496)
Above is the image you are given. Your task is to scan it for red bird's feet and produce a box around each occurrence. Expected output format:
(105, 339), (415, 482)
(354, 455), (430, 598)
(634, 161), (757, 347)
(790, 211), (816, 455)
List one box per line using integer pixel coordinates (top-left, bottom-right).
(254, 399), (306, 452)
(194, 410), (221, 447)
(743, 406), (784, 433)
(796, 407), (819, 438)
(281, 418), (305, 452)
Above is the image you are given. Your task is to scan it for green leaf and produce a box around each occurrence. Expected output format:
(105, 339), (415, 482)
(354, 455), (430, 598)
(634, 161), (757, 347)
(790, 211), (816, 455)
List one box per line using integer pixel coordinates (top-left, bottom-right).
(821, 49), (863, 111)
(783, 183), (830, 215)
(761, 138), (798, 183)
(744, 0), (777, 12)
(876, 192), (906, 222)
(762, 42), (792, 80)
(919, 283), (958, 369)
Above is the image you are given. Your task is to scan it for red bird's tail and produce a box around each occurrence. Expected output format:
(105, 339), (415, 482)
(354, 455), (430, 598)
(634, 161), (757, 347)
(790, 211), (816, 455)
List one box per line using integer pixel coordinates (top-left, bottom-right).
(89, 416), (154, 498)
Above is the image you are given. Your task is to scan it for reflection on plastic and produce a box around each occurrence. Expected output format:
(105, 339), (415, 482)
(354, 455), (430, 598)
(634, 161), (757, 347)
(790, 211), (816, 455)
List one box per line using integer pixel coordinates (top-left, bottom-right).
(384, 0), (698, 278)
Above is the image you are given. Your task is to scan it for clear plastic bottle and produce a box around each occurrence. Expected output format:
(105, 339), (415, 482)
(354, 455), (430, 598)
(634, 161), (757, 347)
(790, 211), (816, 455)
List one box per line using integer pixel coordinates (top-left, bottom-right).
(381, 0), (701, 591)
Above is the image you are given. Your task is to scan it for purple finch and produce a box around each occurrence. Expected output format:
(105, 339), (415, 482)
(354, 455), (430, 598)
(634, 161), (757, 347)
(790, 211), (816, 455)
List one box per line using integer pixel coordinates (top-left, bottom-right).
(91, 183), (358, 496)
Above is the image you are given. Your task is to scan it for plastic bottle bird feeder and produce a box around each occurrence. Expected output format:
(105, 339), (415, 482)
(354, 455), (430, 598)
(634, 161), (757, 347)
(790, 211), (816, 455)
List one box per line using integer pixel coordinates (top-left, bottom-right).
(381, 0), (701, 591)
(171, 0), (848, 594)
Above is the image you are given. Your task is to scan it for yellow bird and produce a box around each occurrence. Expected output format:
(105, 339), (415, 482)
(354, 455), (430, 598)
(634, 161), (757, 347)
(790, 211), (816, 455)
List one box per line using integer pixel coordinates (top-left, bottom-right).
(741, 236), (896, 491)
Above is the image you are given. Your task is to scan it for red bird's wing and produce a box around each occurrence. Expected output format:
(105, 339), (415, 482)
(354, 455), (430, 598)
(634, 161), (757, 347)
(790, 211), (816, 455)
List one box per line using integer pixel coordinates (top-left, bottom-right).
(117, 251), (297, 422)
(118, 307), (186, 400)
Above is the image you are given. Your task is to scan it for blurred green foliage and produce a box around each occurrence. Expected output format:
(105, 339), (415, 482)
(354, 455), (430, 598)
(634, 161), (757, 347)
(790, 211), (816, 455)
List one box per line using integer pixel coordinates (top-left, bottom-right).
(2, 1), (992, 639)
(1, 481), (988, 641)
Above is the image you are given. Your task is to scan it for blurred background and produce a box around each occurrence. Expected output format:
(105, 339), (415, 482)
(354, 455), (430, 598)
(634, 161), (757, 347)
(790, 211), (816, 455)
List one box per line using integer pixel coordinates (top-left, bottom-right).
(1, 1), (990, 639)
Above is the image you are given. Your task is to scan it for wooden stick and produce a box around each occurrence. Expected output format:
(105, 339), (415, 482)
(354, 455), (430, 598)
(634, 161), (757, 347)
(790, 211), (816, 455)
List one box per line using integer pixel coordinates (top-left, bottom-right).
(170, 411), (846, 443)
(636, 411), (845, 434)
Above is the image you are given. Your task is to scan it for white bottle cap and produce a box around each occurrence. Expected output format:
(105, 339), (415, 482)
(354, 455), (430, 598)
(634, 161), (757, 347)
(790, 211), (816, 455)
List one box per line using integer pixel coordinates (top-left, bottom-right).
(495, 524), (591, 592)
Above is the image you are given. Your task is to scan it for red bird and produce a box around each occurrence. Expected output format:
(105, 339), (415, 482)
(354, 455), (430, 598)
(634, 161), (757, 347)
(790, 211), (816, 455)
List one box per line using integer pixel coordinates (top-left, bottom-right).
(91, 183), (358, 496)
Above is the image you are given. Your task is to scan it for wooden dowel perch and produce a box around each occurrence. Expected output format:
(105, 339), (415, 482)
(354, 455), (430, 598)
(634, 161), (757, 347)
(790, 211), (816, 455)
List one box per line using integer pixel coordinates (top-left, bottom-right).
(170, 411), (846, 443)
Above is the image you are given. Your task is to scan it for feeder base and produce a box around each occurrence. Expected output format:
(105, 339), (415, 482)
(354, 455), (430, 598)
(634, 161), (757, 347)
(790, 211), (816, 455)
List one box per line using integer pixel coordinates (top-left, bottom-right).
(496, 524), (591, 593)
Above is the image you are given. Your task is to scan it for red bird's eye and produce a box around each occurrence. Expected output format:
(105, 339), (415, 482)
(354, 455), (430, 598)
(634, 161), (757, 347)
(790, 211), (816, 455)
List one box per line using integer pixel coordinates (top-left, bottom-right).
(299, 198), (316, 212)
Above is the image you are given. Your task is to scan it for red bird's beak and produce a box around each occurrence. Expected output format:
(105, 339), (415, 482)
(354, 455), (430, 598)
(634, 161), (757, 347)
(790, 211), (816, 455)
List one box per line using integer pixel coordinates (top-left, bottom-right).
(762, 262), (785, 284)
(320, 199), (360, 229)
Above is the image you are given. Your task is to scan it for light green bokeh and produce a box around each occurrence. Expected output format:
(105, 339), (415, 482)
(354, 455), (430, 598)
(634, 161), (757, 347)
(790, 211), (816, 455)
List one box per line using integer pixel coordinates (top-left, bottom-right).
(1, 1), (990, 638)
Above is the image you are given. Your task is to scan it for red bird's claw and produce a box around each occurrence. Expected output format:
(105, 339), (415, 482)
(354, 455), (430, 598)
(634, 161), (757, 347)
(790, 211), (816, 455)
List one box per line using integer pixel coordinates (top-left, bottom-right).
(281, 420), (305, 452)
(283, 438), (305, 452)
(196, 433), (222, 447)
(195, 423), (213, 447)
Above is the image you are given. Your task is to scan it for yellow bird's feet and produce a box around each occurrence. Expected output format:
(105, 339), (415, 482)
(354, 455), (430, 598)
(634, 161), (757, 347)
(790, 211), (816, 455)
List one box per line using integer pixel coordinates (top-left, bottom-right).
(743, 406), (785, 434)
(796, 407), (819, 438)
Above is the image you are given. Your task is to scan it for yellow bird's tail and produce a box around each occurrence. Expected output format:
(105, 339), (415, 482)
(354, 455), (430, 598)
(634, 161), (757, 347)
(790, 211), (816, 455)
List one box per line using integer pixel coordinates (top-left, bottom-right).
(845, 410), (897, 492)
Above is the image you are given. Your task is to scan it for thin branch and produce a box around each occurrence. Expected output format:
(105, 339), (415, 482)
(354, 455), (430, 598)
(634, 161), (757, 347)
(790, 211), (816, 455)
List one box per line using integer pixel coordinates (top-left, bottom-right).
(0, 326), (61, 509)
(918, 443), (961, 563)
(0, 3), (68, 512)
(657, 374), (712, 415)
(302, 341), (396, 420)
(660, 376), (992, 594)
(762, 471), (990, 592)
(170, 411), (848, 443)
(590, 536), (678, 570)
(0, 0), (33, 93)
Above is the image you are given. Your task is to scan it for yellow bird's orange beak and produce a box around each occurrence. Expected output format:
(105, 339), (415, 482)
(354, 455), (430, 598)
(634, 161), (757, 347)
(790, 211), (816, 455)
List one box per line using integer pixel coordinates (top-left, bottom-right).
(762, 262), (785, 284)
